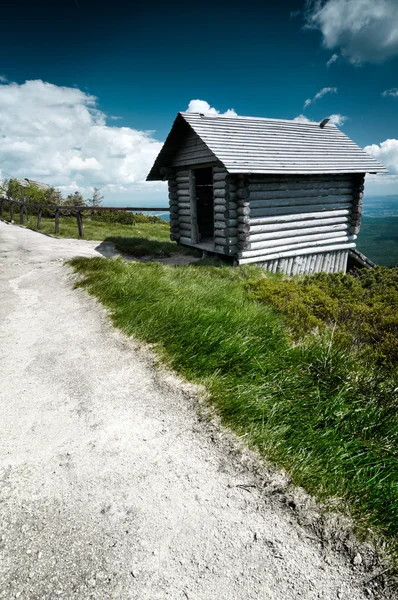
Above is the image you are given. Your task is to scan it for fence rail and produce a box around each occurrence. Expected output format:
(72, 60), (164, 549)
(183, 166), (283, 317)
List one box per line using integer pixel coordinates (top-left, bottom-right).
(0, 197), (169, 238)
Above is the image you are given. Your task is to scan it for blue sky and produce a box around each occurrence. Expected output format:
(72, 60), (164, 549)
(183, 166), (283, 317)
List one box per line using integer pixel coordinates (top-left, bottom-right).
(0, 0), (397, 205)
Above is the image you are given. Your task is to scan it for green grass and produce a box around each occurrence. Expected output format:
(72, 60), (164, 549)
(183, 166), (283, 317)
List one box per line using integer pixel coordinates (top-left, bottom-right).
(68, 255), (398, 558)
(23, 215), (199, 258)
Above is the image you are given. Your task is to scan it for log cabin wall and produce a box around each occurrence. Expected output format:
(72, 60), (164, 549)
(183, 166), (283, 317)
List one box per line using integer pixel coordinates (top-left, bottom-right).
(213, 167), (239, 255)
(237, 174), (366, 274)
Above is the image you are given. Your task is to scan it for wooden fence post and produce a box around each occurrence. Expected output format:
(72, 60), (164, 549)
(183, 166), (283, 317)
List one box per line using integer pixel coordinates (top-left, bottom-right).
(76, 210), (84, 237)
(0, 199), (3, 217)
(37, 208), (42, 230)
(55, 209), (60, 234)
(20, 205), (24, 224)
(10, 201), (14, 222)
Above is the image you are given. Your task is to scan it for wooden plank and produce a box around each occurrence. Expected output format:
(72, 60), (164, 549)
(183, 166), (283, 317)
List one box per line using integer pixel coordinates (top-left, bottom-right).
(19, 205), (24, 225)
(238, 243), (356, 264)
(76, 211), (84, 237)
(54, 209), (60, 234)
(37, 208), (42, 230)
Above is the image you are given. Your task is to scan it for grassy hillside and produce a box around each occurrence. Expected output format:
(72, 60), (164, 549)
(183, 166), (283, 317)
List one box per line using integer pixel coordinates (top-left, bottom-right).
(357, 216), (398, 267)
(23, 215), (199, 258)
(69, 252), (398, 559)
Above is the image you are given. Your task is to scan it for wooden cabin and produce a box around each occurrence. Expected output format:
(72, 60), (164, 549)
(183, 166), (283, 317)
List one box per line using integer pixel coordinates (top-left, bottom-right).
(147, 112), (386, 274)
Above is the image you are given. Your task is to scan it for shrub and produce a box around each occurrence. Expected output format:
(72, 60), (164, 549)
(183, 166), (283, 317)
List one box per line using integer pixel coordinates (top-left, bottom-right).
(246, 267), (398, 368)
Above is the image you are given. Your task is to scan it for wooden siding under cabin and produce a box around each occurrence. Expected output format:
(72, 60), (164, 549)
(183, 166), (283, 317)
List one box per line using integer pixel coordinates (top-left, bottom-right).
(168, 169), (365, 275)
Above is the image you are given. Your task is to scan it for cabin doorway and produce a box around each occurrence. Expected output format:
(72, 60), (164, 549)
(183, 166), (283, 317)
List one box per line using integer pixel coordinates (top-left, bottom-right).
(194, 167), (214, 242)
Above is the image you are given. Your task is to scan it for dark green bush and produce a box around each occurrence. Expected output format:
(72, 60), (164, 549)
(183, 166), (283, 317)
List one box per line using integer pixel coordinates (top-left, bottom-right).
(90, 210), (136, 225)
(247, 267), (398, 368)
(89, 210), (164, 226)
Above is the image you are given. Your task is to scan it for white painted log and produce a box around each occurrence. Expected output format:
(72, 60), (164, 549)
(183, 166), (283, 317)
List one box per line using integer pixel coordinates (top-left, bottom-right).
(249, 223), (348, 242)
(249, 201), (352, 219)
(248, 194), (353, 209)
(177, 189), (190, 197)
(213, 166), (227, 173)
(248, 216), (350, 235)
(248, 230), (350, 251)
(179, 223), (192, 232)
(248, 208), (351, 226)
(239, 236), (354, 258)
(238, 243), (357, 265)
(179, 216), (191, 224)
(176, 176), (190, 184)
(248, 203), (352, 220)
(178, 209), (191, 216)
(176, 170), (189, 177)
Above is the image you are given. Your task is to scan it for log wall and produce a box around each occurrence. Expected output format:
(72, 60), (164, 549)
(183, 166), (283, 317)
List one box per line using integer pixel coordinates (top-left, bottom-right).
(169, 167), (365, 275)
(236, 174), (365, 274)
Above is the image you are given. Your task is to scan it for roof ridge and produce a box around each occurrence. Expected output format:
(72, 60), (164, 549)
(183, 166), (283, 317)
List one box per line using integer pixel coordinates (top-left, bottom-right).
(180, 112), (336, 127)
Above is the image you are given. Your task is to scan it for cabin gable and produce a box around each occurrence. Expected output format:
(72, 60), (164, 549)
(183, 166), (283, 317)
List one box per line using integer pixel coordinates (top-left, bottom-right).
(172, 130), (217, 168)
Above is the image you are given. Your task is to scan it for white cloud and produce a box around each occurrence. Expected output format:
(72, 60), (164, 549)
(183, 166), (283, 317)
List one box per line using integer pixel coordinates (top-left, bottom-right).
(303, 86), (337, 108)
(290, 10), (301, 18)
(364, 139), (398, 174)
(0, 79), (164, 196)
(326, 53), (339, 66)
(306, 0), (398, 64)
(382, 88), (398, 97)
(328, 113), (347, 126)
(186, 99), (237, 117)
(293, 113), (347, 126)
(293, 114), (317, 123)
(0, 75), (8, 83)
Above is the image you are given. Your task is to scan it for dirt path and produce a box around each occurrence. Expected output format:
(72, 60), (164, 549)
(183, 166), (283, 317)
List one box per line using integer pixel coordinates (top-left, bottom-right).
(0, 221), (374, 599)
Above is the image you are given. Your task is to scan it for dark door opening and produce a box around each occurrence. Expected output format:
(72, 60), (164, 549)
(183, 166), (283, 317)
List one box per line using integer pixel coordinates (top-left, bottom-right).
(195, 167), (214, 241)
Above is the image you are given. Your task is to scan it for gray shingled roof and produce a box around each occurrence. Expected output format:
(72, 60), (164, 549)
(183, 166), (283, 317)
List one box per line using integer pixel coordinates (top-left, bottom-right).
(146, 112), (386, 180)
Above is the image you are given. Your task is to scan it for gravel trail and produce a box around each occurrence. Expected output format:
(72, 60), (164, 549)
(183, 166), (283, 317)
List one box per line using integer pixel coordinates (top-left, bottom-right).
(0, 221), (374, 599)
